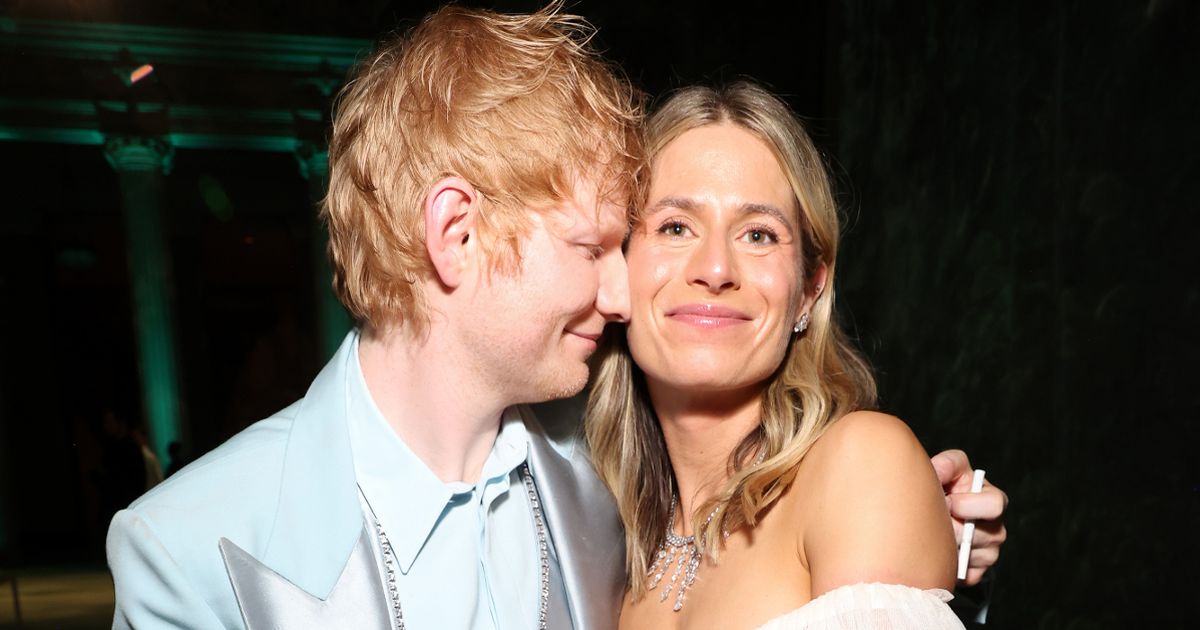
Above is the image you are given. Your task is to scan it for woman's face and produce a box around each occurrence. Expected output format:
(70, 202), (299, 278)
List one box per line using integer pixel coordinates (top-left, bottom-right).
(626, 123), (818, 394)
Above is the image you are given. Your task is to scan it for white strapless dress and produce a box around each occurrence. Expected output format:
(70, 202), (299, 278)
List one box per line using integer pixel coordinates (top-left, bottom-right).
(751, 583), (965, 630)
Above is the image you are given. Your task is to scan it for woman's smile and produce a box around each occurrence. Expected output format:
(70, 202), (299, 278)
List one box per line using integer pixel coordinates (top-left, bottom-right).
(664, 303), (753, 329)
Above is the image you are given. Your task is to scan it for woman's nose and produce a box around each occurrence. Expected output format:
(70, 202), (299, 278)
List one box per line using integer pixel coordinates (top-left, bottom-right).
(686, 235), (739, 293)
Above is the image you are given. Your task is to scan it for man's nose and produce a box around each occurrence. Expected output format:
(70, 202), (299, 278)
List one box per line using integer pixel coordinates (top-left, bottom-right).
(596, 250), (631, 323)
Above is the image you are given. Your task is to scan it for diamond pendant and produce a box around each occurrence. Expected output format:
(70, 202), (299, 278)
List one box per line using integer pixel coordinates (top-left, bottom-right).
(648, 496), (719, 612)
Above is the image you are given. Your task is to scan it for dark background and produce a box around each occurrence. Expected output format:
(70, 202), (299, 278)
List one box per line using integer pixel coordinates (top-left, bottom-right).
(1, 1), (1196, 628)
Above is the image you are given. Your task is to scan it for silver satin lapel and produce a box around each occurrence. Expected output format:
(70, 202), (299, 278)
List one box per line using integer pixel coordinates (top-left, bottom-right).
(523, 410), (625, 630)
(220, 526), (392, 630)
(545, 534), (571, 630)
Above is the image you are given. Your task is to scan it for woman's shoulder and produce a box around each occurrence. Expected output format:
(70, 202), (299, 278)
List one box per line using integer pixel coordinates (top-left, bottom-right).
(794, 410), (942, 538)
(801, 410), (945, 511)
(794, 410), (957, 593)
(807, 411), (929, 476)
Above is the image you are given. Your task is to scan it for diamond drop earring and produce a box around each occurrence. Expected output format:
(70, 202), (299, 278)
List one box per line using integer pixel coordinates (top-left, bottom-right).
(793, 313), (809, 334)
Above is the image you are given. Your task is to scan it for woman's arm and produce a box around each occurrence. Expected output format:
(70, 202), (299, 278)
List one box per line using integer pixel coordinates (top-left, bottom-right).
(801, 411), (958, 597)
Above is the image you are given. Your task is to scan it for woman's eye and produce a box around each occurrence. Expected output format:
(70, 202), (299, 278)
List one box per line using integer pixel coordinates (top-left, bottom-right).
(658, 221), (691, 238)
(741, 227), (779, 245)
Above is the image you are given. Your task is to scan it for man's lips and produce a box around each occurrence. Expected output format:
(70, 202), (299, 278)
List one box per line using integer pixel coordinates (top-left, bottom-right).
(665, 303), (752, 328)
(566, 329), (603, 342)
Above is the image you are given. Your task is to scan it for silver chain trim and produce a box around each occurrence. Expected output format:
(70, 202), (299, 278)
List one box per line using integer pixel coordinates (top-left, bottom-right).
(373, 517), (406, 630)
(521, 462), (552, 629)
(372, 462), (549, 630)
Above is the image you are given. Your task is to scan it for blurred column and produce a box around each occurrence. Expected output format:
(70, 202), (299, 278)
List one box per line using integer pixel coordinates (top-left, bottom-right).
(295, 141), (352, 360)
(0, 390), (9, 555)
(105, 135), (183, 463)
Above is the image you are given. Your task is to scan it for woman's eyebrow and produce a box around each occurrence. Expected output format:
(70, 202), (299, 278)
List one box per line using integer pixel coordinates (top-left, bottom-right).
(648, 197), (795, 234)
(649, 196), (701, 213)
(740, 203), (794, 234)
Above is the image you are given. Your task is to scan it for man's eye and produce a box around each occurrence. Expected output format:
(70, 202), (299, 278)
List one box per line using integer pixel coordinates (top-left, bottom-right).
(579, 244), (604, 259)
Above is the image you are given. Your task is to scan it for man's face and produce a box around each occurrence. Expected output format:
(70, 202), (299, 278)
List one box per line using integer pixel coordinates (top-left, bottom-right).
(459, 180), (629, 404)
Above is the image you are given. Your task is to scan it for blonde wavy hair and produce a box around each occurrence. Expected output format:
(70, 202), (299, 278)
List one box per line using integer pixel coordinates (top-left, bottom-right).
(323, 2), (642, 335)
(585, 81), (878, 598)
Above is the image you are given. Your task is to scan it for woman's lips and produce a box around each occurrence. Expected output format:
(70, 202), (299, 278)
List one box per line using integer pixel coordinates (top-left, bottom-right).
(665, 303), (752, 329)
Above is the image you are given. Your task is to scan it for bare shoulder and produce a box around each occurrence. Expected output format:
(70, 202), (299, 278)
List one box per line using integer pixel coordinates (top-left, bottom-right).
(817, 410), (919, 445)
(809, 411), (930, 476)
(799, 411), (957, 594)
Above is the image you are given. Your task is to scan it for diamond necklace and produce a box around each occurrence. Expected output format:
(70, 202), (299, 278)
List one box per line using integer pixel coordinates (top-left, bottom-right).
(649, 450), (765, 612)
(372, 462), (550, 630)
(646, 496), (722, 612)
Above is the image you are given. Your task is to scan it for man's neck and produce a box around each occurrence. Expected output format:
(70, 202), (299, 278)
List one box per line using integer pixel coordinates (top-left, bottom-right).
(357, 325), (509, 484)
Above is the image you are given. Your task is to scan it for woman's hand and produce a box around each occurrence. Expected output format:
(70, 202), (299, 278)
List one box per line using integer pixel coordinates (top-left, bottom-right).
(930, 449), (1008, 586)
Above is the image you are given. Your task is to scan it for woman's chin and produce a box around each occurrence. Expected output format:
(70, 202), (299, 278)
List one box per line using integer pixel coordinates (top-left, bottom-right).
(642, 350), (772, 389)
(646, 368), (771, 400)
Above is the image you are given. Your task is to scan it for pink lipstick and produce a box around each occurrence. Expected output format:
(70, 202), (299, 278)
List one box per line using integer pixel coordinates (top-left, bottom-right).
(665, 303), (752, 329)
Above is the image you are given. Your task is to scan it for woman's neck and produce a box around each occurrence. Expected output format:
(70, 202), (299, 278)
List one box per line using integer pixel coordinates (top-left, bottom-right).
(647, 379), (765, 534)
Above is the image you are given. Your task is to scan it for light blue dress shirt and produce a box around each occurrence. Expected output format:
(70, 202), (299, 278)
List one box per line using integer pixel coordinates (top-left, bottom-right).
(345, 338), (544, 630)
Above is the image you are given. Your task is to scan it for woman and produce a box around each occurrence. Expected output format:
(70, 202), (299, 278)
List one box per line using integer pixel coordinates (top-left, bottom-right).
(587, 82), (967, 629)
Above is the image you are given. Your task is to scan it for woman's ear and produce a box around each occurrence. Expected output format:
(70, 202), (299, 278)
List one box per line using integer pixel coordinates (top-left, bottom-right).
(796, 263), (829, 323)
(424, 176), (478, 289)
(809, 263), (829, 304)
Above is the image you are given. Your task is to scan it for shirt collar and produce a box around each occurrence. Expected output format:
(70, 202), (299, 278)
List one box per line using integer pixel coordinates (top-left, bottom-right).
(344, 336), (530, 573)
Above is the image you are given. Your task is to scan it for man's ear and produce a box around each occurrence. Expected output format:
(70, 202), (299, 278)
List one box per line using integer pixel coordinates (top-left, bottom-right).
(424, 176), (478, 289)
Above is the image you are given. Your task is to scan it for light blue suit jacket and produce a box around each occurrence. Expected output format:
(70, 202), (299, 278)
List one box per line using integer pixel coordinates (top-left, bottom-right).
(107, 334), (624, 629)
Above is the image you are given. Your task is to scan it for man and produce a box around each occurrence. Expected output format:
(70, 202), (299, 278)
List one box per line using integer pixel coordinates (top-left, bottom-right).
(108, 4), (1005, 629)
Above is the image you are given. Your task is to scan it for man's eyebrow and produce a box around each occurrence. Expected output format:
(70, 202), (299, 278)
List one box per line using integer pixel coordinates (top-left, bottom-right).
(650, 196), (795, 234)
